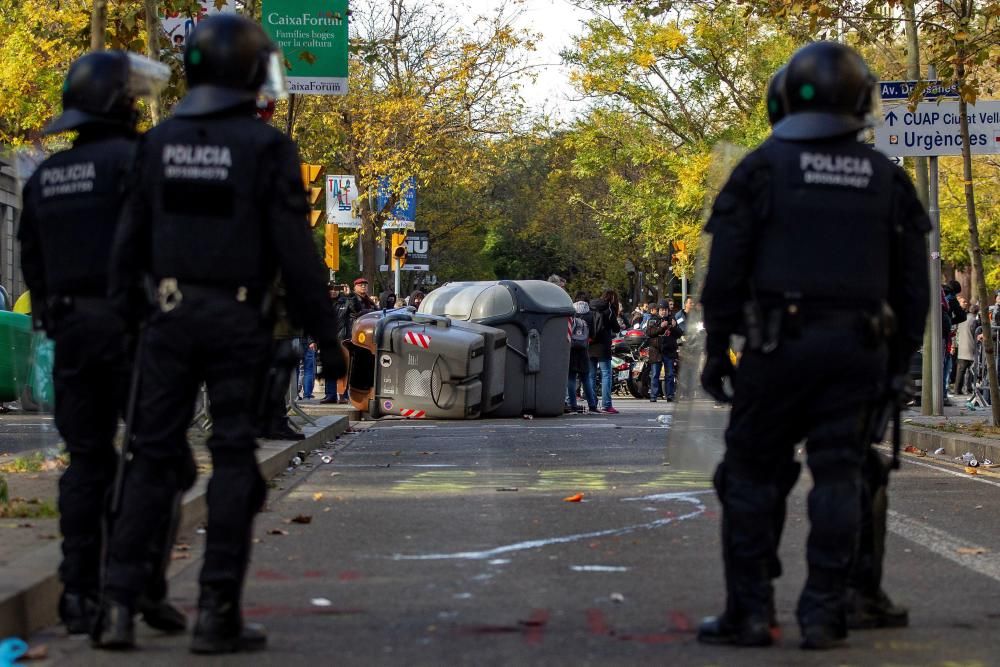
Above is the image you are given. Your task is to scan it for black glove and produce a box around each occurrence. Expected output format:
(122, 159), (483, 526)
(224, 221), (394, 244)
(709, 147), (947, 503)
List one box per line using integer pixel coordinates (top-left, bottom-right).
(700, 332), (734, 403)
(318, 340), (348, 381)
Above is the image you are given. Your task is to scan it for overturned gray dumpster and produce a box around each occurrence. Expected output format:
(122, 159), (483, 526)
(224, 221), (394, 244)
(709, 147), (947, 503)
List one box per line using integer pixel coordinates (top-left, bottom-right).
(419, 280), (573, 418)
(345, 308), (507, 419)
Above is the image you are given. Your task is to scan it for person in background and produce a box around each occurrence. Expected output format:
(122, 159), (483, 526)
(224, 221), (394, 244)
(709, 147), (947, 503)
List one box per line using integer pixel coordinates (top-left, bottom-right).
(409, 290), (425, 309)
(299, 337), (316, 400)
(589, 289), (622, 414)
(645, 300), (681, 402)
(954, 299), (975, 396)
(567, 293), (598, 414)
(378, 290), (397, 310)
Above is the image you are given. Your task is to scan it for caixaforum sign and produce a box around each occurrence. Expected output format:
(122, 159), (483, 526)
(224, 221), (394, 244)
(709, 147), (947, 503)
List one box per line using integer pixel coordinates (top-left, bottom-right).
(262, 0), (349, 96)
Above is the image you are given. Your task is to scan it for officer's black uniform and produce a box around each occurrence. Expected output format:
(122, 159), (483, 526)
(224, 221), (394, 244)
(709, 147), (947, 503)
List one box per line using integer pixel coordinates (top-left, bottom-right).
(697, 42), (929, 649)
(17, 50), (186, 637)
(94, 16), (344, 654)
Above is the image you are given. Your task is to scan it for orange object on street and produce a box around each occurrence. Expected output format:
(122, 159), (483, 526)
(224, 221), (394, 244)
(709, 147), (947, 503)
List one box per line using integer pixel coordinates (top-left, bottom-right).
(563, 493), (584, 502)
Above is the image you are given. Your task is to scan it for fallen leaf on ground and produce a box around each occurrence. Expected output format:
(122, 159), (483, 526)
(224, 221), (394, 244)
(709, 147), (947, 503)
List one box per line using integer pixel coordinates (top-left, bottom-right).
(290, 515), (313, 524)
(392, 451), (402, 456)
(966, 466), (979, 475)
(313, 492), (324, 502)
(957, 547), (987, 555)
(563, 493), (584, 503)
(22, 644), (48, 660)
(268, 529), (289, 536)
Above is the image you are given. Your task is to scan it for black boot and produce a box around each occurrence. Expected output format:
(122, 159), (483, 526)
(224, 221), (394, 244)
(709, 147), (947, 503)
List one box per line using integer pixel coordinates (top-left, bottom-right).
(90, 599), (136, 650)
(138, 594), (188, 633)
(698, 613), (773, 646)
(845, 587), (909, 629)
(262, 418), (305, 441)
(190, 586), (267, 654)
(59, 591), (98, 635)
(798, 570), (848, 650)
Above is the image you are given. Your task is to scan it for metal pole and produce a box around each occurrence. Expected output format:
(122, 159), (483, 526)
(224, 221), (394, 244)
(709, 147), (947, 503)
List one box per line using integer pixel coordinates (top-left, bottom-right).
(681, 273), (688, 305)
(928, 63), (943, 415)
(929, 156), (943, 413)
(394, 260), (401, 297)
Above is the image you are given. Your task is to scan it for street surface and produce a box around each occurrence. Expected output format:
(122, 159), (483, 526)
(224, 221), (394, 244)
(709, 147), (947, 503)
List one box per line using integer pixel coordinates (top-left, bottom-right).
(34, 398), (1000, 665)
(0, 413), (59, 456)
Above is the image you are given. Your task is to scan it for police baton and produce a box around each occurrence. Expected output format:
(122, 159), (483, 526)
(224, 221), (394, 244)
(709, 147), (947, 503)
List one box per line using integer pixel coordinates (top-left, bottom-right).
(111, 326), (145, 517)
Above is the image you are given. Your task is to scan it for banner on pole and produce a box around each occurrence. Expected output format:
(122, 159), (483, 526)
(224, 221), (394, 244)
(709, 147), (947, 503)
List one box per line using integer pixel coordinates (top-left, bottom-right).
(162, 0), (236, 50)
(326, 175), (362, 228)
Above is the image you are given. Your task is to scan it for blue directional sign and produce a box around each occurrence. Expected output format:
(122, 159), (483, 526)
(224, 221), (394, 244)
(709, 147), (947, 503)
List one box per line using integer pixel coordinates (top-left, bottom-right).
(879, 80), (959, 101)
(874, 100), (1000, 157)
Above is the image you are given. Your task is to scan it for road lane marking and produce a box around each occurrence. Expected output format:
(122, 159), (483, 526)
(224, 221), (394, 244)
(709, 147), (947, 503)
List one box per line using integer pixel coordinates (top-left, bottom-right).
(391, 491), (707, 561)
(877, 446), (1000, 489)
(888, 510), (1000, 584)
(570, 565), (629, 572)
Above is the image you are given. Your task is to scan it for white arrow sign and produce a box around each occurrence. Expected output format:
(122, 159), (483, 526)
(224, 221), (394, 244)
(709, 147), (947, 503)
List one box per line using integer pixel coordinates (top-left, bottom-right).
(874, 100), (1000, 157)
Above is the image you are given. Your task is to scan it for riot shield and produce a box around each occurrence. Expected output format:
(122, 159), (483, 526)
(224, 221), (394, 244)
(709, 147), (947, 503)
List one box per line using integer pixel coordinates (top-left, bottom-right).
(667, 143), (748, 472)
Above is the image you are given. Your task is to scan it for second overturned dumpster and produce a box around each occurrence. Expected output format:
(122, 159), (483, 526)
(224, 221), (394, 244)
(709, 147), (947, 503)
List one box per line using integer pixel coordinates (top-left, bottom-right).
(419, 280), (573, 418)
(346, 309), (505, 419)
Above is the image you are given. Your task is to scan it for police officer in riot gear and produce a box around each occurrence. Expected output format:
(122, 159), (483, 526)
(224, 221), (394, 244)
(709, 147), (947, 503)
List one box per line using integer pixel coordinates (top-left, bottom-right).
(697, 42), (928, 649)
(94, 15), (346, 653)
(17, 50), (188, 637)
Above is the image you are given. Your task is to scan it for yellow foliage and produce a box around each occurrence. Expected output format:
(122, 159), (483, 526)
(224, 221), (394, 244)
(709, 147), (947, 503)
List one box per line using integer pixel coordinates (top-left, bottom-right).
(652, 25), (687, 52)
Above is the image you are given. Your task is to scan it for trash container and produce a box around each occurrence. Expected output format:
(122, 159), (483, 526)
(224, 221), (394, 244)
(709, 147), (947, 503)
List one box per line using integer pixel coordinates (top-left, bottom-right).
(418, 280), (573, 417)
(0, 311), (54, 409)
(346, 308), (493, 419)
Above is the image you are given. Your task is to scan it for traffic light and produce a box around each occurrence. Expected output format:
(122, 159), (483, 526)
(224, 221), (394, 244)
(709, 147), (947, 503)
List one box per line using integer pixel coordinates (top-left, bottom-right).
(325, 223), (339, 271)
(391, 231), (408, 270)
(672, 240), (688, 265)
(300, 164), (324, 227)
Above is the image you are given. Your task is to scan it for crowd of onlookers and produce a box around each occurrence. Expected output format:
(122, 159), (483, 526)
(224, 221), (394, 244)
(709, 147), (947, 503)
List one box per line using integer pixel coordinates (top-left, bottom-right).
(942, 279), (1000, 405)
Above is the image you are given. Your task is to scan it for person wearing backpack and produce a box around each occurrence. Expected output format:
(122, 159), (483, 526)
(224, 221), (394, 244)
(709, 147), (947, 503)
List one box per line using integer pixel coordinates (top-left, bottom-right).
(589, 290), (622, 413)
(567, 295), (598, 413)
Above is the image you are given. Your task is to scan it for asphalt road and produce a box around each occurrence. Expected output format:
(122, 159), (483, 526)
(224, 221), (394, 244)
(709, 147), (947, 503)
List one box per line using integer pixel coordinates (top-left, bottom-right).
(34, 397), (1000, 665)
(0, 413), (60, 456)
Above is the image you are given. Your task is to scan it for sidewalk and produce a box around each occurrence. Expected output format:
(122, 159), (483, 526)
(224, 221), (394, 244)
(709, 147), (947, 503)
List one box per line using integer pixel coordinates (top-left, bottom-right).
(900, 396), (1000, 464)
(0, 403), (357, 638)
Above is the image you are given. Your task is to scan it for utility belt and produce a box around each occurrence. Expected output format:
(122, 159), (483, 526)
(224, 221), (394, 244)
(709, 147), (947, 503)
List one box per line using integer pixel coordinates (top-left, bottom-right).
(743, 295), (895, 354)
(151, 278), (268, 314)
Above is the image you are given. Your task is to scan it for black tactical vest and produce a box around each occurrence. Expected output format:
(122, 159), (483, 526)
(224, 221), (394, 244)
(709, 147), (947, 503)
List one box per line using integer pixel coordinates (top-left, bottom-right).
(22, 136), (135, 296)
(140, 114), (287, 289)
(750, 137), (895, 302)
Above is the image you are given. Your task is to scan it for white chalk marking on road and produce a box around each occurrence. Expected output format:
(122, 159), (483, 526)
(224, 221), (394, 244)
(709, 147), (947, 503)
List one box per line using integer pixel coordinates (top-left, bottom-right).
(488, 559), (510, 565)
(888, 510), (1000, 584)
(391, 493), (706, 561)
(622, 489), (713, 503)
(876, 447), (1000, 490)
(570, 565), (629, 572)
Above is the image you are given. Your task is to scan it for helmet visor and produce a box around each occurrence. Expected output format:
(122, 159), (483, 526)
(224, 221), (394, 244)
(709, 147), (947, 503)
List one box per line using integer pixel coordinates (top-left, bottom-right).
(259, 51), (289, 102)
(124, 52), (171, 98)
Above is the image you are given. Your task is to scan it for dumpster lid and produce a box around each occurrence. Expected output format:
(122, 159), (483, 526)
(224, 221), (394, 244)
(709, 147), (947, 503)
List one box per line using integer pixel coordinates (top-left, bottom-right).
(419, 280), (572, 321)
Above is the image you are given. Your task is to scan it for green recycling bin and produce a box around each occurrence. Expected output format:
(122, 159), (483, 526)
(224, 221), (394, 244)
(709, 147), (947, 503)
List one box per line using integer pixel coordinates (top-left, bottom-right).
(0, 310), (54, 410)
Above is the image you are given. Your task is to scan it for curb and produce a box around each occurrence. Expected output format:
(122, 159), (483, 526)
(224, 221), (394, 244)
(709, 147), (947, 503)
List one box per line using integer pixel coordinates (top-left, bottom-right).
(0, 415), (350, 639)
(900, 424), (1000, 463)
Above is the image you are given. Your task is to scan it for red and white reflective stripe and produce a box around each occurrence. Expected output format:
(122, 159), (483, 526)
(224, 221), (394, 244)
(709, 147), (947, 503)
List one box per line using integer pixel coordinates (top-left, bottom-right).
(404, 331), (431, 349)
(400, 409), (426, 419)
(567, 317), (573, 342)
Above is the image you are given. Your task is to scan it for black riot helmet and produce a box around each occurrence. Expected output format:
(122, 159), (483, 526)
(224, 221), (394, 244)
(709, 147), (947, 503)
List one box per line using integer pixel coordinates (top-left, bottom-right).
(766, 66), (787, 127)
(772, 41), (878, 141)
(46, 51), (134, 135)
(175, 14), (286, 117)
